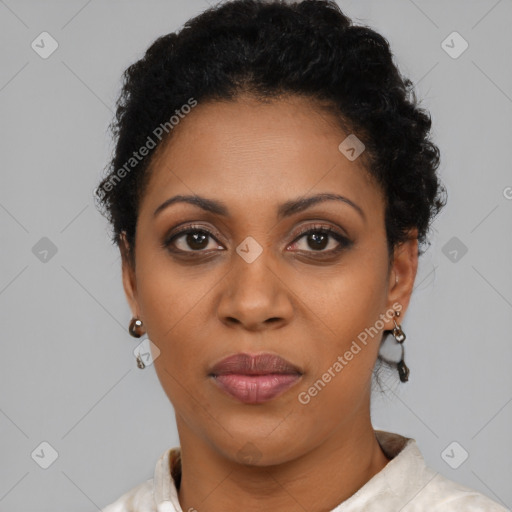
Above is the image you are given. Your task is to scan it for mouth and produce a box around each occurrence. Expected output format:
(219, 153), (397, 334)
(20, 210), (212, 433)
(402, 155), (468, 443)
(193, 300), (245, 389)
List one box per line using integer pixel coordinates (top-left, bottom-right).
(208, 352), (303, 404)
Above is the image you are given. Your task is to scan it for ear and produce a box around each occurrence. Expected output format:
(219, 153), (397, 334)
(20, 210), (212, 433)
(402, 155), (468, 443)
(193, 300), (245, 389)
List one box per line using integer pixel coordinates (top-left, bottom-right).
(120, 231), (142, 323)
(383, 228), (419, 330)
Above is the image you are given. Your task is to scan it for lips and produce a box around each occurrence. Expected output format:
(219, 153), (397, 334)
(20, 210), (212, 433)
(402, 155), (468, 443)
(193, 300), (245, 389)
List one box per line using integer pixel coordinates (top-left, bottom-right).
(209, 353), (303, 404)
(209, 352), (303, 376)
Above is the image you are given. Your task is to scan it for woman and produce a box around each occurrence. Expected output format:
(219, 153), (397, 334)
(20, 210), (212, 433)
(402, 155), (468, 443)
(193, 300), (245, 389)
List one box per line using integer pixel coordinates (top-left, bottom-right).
(94, 1), (507, 510)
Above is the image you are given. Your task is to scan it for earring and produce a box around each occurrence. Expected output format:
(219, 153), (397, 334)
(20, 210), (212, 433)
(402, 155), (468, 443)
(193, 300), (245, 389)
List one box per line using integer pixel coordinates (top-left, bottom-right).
(392, 311), (409, 382)
(136, 353), (146, 370)
(129, 317), (144, 338)
(129, 317), (146, 369)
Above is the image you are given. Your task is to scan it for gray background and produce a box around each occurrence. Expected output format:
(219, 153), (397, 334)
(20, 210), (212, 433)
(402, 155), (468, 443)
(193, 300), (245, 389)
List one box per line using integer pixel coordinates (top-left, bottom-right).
(1, 0), (511, 511)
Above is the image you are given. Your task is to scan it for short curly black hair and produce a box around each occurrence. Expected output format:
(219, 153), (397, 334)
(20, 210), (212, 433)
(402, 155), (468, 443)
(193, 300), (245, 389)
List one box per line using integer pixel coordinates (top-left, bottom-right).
(95, 0), (446, 272)
(94, 0), (448, 386)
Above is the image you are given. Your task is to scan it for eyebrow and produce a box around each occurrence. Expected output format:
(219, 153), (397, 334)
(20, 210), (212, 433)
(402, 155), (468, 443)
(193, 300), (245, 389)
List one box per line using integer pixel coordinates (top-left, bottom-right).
(153, 192), (366, 221)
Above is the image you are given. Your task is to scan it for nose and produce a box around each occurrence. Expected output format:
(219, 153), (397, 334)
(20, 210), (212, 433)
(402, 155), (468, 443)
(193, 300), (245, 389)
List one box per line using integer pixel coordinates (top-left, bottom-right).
(216, 249), (294, 332)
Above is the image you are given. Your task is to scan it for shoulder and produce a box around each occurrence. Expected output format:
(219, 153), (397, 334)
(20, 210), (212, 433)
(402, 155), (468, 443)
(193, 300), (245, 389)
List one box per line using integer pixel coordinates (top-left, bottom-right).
(373, 430), (508, 512)
(100, 446), (181, 512)
(100, 478), (155, 512)
(407, 470), (509, 511)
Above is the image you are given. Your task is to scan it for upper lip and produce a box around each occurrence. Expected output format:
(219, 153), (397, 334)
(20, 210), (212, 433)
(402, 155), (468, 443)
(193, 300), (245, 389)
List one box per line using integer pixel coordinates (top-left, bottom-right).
(209, 352), (303, 376)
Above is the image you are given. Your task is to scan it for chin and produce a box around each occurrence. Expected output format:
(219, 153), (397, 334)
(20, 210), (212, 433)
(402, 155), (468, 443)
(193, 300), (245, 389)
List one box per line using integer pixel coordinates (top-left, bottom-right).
(209, 425), (308, 467)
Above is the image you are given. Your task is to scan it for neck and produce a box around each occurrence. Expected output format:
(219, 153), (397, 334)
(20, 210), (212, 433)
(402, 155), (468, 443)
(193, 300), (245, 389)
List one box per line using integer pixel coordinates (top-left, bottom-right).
(175, 415), (390, 512)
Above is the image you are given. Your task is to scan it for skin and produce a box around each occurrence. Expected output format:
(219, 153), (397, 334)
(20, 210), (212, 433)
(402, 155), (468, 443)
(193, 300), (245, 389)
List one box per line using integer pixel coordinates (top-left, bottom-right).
(120, 94), (419, 512)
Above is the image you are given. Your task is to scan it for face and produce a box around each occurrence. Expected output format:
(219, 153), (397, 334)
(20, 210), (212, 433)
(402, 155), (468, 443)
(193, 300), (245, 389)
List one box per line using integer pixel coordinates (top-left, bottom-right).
(121, 94), (418, 465)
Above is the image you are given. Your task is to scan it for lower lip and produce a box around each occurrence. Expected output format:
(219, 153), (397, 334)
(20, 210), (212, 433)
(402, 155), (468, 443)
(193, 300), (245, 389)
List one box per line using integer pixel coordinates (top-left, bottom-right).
(211, 373), (302, 404)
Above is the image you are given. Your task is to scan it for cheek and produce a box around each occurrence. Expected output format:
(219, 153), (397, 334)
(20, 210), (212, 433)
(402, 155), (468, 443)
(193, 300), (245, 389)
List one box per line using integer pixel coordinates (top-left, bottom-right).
(134, 254), (220, 398)
(135, 246), (210, 344)
(303, 250), (388, 343)
(134, 264), (188, 372)
(295, 248), (389, 394)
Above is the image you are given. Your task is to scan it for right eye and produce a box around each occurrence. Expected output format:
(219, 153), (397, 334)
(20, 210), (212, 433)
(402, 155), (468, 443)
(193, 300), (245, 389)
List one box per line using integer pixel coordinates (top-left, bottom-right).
(163, 225), (224, 253)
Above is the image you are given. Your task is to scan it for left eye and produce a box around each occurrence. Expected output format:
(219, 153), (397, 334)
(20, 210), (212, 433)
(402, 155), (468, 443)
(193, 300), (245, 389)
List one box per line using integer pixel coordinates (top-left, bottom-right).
(289, 227), (351, 253)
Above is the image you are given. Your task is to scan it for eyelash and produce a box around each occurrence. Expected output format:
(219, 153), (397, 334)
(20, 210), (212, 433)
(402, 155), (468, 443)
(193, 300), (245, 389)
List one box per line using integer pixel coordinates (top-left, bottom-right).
(162, 223), (353, 257)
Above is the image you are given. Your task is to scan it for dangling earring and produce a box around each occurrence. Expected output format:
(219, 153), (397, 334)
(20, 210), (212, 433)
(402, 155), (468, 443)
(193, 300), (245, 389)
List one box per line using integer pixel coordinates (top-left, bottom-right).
(392, 311), (409, 382)
(128, 317), (146, 369)
(135, 353), (146, 369)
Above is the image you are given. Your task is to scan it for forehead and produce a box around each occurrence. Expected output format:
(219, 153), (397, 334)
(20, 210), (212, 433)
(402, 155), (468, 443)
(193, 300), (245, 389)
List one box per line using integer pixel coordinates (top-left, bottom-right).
(139, 95), (383, 219)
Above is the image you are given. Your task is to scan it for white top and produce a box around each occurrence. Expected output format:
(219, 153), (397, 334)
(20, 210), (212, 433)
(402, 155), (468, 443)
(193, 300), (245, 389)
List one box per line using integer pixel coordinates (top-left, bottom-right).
(101, 430), (509, 512)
